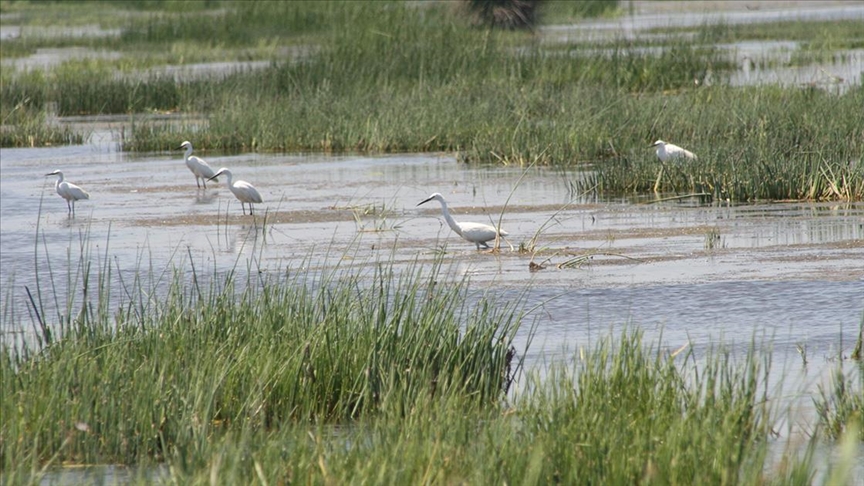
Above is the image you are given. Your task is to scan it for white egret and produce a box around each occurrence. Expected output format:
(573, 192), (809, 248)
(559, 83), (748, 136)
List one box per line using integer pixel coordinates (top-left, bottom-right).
(417, 193), (510, 250)
(651, 140), (698, 162)
(179, 141), (218, 189)
(45, 170), (90, 216)
(650, 140), (697, 192)
(208, 168), (263, 215)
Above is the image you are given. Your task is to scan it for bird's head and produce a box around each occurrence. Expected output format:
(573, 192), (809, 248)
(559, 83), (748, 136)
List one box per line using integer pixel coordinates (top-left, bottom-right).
(45, 170), (61, 177)
(651, 140), (665, 148)
(179, 141), (192, 150)
(209, 168), (229, 182)
(417, 192), (444, 207)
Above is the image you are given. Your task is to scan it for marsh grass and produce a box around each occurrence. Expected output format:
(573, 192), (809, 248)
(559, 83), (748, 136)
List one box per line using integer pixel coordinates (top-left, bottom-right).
(167, 330), (788, 484)
(815, 314), (864, 442)
(2, 0), (861, 198)
(7, 326), (831, 484)
(816, 364), (864, 442)
(0, 107), (85, 147)
(591, 85), (864, 201)
(1, 227), (523, 469)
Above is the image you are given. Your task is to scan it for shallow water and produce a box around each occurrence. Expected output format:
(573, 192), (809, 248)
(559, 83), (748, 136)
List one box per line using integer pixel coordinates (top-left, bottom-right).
(3, 142), (861, 343)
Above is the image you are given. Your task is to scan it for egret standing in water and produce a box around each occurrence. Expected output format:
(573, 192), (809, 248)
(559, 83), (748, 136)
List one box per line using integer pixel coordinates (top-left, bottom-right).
(45, 170), (90, 216)
(650, 140), (698, 192)
(208, 168), (263, 215)
(179, 141), (218, 189)
(417, 193), (510, 250)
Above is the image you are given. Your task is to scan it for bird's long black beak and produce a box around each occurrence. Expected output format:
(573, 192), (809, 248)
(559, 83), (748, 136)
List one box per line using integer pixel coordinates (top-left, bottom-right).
(207, 175), (218, 182)
(417, 196), (434, 207)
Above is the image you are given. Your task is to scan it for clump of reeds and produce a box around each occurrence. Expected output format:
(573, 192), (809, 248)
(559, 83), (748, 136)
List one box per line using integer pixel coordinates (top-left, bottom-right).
(1, 244), (522, 467)
(13, 330), (820, 485)
(814, 314), (864, 442)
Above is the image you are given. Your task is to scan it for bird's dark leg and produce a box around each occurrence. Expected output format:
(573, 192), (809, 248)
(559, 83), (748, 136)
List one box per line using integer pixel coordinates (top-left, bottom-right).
(201, 178), (206, 189)
(250, 204), (254, 216)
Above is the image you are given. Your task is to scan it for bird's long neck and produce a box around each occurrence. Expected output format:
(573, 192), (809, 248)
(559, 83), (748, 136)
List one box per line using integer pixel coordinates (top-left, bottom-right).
(184, 147), (193, 160)
(438, 200), (463, 236)
(55, 172), (64, 190)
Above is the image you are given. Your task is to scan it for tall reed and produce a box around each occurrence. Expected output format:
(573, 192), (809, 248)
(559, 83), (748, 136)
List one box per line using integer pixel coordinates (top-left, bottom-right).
(1, 238), (522, 467)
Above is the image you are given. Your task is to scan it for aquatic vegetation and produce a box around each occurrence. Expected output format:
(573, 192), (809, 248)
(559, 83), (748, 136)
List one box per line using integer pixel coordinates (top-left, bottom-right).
(1, 245), (521, 467)
(0, 100), (85, 147)
(815, 316), (864, 442)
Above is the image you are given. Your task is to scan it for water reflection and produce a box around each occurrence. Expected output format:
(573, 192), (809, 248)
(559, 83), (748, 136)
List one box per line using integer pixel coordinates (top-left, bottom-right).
(217, 223), (266, 255)
(193, 190), (218, 205)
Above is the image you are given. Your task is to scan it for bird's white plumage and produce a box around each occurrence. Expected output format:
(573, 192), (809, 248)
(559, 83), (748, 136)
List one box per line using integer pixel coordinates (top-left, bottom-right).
(209, 168), (263, 215)
(179, 141), (218, 189)
(651, 140), (698, 162)
(45, 170), (89, 215)
(417, 193), (508, 250)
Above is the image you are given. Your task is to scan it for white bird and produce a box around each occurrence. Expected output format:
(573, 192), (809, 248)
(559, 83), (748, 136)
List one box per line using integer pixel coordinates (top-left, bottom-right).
(179, 141), (218, 189)
(208, 168), (263, 215)
(45, 170), (90, 216)
(651, 140), (698, 162)
(417, 193), (509, 250)
(650, 140), (698, 193)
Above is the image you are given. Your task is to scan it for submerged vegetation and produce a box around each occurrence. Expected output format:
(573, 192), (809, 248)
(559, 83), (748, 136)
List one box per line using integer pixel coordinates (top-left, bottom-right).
(1, 1), (861, 200)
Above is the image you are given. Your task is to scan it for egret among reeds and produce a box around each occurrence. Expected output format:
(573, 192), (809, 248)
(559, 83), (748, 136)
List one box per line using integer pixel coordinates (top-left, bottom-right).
(650, 140), (698, 192)
(209, 168), (263, 215)
(45, 170), (89, 216)
(417, 193), (509, 250)
(179, 141), (218, 189)
(651, 140), (698, 163)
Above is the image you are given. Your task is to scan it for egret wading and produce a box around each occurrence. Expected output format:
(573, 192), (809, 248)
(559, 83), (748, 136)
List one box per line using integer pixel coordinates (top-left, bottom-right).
(417, 193), (510, 250)
(179, 141), (218, 189)
(45, 170), (90, 216)
(208, 168), (262, 215)
(650, 140), (698, 192)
